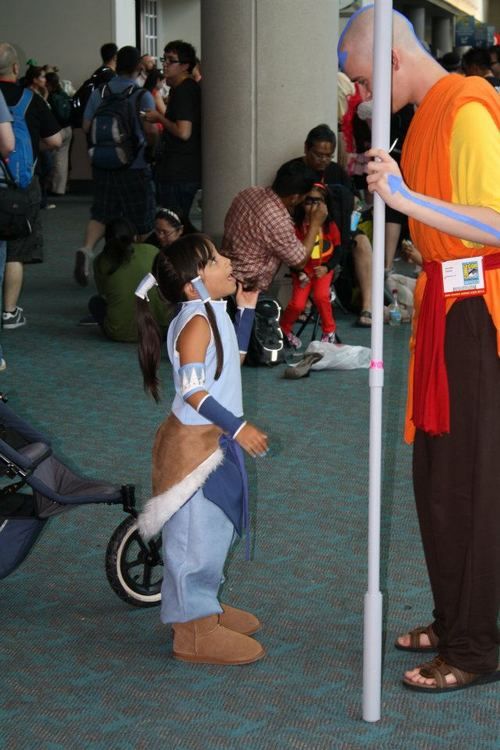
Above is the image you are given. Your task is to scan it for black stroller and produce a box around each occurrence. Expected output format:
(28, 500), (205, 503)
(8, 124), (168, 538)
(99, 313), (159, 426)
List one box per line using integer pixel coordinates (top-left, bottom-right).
(0, 396), (163, 607)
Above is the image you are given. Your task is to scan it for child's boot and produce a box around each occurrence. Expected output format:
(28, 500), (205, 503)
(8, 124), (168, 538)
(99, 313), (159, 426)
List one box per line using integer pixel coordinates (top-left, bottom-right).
(219, 604), (261, 635)
(172, 614), (265, 665)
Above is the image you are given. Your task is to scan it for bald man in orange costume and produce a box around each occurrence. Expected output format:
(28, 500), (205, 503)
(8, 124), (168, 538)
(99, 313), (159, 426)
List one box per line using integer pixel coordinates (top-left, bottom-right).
(340, 7), (500, 693)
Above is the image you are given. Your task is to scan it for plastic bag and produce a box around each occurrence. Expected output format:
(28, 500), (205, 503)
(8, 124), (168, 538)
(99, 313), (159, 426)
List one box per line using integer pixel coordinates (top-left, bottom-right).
(305, 340), (371, 370)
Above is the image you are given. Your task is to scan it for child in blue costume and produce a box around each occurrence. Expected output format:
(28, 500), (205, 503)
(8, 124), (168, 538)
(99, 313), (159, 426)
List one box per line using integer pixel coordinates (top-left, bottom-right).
(135, 233), (268, 665)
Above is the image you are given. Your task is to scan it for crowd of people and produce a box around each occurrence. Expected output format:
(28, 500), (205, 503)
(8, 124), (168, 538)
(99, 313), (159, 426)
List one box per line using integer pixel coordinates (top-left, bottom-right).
(0, 15), (499, 683)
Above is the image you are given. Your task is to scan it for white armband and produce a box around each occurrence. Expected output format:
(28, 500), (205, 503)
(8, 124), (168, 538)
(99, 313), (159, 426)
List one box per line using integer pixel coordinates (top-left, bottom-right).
(179, 362), (206, 400)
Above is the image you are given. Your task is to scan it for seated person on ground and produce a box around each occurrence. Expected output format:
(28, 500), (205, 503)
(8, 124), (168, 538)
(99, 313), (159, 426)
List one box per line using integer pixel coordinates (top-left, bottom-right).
(280, 183), (342, 348)
(146, 207), (197, 251)
(87, 217), (172, 342)
(288, 123), (374, 328)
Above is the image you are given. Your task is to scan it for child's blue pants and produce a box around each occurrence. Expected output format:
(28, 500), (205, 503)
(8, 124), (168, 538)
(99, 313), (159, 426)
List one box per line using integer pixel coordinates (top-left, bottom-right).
(160, 488), (234, 624)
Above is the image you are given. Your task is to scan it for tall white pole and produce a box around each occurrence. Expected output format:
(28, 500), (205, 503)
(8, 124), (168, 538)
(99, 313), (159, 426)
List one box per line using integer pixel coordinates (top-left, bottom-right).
(362, 0), (393, 723)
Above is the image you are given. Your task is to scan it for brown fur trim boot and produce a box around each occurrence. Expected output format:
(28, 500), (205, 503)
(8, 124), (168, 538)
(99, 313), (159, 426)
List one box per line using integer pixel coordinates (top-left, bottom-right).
(219, 604), (261, 635)
(172, 615), (265, 665)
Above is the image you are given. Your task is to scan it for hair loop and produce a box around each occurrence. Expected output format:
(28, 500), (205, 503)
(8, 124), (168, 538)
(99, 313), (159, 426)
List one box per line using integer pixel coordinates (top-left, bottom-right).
(135, 272), (159, 302)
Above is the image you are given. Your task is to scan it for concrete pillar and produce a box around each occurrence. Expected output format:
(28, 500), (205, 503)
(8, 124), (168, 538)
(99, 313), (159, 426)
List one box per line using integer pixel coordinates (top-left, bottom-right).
(201, 0), (338, 240)
(432, 17), (453, 57)
(406, 7), (425, 42)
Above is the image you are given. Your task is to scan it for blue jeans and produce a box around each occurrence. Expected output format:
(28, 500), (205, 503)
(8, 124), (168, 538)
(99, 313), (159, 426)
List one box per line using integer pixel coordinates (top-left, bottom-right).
(0, 240), (6, 360)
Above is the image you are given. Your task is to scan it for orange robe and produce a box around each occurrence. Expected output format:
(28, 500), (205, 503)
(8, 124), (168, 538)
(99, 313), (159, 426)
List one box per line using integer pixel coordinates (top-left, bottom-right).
(401, 74), (500, 443)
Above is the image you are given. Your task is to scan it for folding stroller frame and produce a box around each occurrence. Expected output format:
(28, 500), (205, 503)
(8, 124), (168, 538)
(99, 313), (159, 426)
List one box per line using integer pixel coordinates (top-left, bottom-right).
(0, 396), (163, 608)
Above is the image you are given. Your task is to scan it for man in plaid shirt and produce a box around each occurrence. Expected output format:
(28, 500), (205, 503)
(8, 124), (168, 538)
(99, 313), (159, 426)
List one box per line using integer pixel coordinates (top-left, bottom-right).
(222, 160), (327, 291)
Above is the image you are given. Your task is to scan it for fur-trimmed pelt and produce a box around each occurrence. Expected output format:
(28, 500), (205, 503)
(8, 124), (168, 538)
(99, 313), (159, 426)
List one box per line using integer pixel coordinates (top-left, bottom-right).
(138, 448), (224, 540)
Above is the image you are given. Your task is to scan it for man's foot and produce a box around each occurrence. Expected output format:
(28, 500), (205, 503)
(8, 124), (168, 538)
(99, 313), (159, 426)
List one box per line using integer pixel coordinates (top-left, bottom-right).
(74, 248), (92, 287)
(0, 358), (6, 371)
(320, 332), (336, 344)
(284, 331), (302, 349)
(395, 623), (438, 652)
(2, 306), (26, 329)
(403, 656), (500, 693)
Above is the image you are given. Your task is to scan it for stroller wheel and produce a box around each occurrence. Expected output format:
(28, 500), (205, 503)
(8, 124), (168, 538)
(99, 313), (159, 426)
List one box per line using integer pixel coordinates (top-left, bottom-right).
(106, 516), (162, 607)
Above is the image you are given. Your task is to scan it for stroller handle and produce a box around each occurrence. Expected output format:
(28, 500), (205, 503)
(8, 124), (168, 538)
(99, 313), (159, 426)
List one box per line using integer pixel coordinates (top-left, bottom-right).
(0, 438), (52, 474)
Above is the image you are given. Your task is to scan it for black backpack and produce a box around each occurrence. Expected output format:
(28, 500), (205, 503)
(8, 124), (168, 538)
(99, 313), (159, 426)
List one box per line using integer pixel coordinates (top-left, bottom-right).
(70, 66), (115, 128)
(48, 90), (72, 128)
(326, 183), (355, 265)
(88, 84), (147, 170)
(245, 297), (285, 367)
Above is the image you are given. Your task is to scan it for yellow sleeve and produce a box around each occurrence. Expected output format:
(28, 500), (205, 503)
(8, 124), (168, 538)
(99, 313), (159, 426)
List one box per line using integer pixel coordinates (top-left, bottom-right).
(450, 101), (500, 213)
(450, 101), (500, 247)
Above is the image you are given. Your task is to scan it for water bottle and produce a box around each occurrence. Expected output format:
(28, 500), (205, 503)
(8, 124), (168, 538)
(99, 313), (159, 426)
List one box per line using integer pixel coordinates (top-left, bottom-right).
(350, 209), (361, 232)
(388, 289), (402, 327)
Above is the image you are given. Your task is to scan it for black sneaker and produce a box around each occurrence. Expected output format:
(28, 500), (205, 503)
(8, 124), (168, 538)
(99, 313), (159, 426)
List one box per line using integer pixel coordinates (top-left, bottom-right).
(2, 306), (26, 329)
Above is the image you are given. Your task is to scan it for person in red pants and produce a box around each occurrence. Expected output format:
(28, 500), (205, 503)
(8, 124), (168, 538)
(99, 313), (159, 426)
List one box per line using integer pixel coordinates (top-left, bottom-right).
(281, 183), (341, 348)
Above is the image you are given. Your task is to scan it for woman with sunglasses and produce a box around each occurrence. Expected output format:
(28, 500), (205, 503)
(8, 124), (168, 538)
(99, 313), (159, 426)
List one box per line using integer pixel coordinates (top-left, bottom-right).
(280, 183), (341, 348)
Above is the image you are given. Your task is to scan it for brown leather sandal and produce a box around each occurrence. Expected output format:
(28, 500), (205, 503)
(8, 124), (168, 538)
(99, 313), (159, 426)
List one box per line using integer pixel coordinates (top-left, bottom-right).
(402, 656), (500, 693)
(394, 623), (439, 653)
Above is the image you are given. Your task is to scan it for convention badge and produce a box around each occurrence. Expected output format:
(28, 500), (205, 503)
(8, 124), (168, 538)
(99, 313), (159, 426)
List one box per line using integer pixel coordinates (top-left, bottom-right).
(441, 256), (486, 299)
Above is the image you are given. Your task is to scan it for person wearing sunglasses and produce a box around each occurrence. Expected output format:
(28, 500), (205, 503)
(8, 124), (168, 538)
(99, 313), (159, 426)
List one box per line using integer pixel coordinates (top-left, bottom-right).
(144, 40), (201, 218)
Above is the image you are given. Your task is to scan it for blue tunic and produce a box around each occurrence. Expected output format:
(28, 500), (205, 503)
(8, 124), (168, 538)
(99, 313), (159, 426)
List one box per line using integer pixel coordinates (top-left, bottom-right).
(167, 300), (245, 533)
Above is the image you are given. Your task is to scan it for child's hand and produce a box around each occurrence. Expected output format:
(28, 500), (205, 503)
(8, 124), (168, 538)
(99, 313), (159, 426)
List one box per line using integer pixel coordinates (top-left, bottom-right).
(314, 265), (328, 278)
(235, 422), (268, 458)
(236, 283), (259, 309)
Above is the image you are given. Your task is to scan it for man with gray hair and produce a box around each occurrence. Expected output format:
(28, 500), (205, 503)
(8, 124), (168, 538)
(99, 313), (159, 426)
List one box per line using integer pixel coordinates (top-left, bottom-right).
(0, 42), (61, 330)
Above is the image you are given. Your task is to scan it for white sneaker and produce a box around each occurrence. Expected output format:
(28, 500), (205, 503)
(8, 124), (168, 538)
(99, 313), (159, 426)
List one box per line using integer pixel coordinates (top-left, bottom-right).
(2, 306), (26, 329)
(321, 332), (336, 344)
(0, 358), (6, 371)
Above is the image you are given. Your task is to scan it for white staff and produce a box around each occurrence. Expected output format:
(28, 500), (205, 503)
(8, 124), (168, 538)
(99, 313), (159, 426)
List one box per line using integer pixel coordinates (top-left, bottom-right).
(363, 0), (393, 723)
(338, 0), (393, 721)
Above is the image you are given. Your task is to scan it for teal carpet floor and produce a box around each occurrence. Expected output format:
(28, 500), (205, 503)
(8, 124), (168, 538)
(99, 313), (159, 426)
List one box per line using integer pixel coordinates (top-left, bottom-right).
(0, 197), (498, 750)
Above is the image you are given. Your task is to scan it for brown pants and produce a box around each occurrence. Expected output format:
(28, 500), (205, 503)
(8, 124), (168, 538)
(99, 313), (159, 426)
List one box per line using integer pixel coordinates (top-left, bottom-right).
(413, 297), (500, 673)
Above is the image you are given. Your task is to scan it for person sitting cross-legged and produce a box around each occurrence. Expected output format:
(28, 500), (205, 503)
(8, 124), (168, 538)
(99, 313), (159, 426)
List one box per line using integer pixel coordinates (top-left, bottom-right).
(84, 217), (172, 341)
